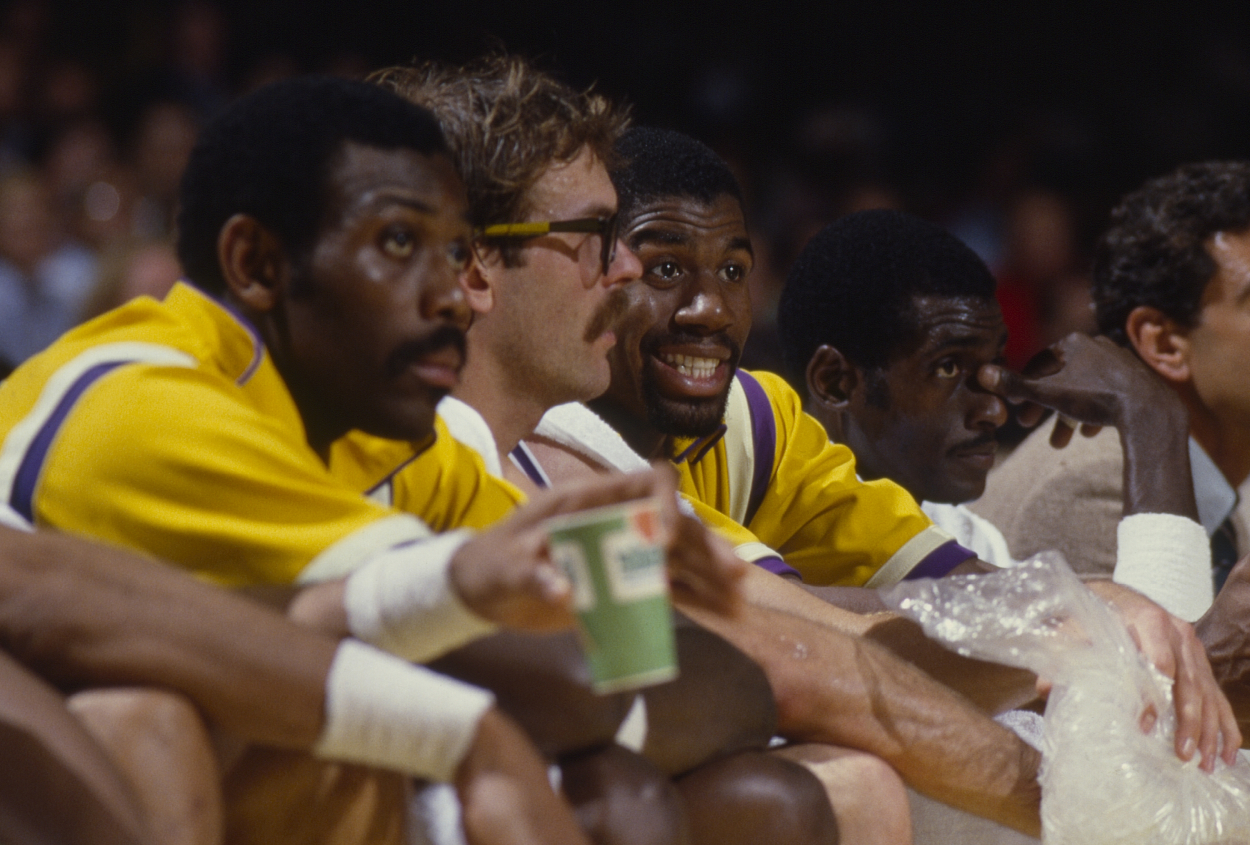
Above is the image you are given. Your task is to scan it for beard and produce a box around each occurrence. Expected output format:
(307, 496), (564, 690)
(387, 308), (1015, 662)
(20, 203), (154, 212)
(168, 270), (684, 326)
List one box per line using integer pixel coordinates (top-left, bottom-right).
(638, 331), (741, 438)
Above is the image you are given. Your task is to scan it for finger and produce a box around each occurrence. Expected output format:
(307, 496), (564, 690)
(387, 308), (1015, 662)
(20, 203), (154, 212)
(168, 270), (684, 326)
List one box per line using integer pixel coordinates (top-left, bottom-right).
(1219, 686), (1243, 766)
(1015, 401), (1048, 429)
(1079, 423), (1102, 438)
(1139, 703), (1157, 734)
(1049, 418), (1075, 449)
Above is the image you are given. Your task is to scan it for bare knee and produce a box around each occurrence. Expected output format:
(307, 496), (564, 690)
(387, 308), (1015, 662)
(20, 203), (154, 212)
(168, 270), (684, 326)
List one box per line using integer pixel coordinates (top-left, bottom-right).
(69, 688), (222, 845)
(775, 744), (910, 845)
(560, 744), (689, 845)
(677, 751), (838, 845)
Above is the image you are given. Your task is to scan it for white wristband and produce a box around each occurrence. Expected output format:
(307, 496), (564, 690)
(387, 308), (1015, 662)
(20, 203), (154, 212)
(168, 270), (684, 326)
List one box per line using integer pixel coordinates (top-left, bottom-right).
(344, 530), (497, 662)
(1114, 513), (1214, 621)
(314, 640), (495, 782)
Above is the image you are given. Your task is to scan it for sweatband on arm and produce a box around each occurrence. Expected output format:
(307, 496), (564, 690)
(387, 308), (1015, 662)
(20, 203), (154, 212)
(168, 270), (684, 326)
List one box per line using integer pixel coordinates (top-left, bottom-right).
(314, 639), (495, 782)
(344, 529), (497, 662)
(1114, 512), (1214, 622)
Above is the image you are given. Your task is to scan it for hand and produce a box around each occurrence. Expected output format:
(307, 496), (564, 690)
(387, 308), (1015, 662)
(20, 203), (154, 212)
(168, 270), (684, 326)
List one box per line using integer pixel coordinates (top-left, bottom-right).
(1196, 554), (1250, 737)
(1088, 579), (1241, 770)
(978, 333), (1184, 449)
(451, 466), (745, 630)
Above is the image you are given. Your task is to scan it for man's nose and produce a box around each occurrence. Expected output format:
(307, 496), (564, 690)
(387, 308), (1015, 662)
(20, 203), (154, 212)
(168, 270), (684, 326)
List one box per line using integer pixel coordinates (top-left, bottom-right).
(603, 239), (642, 288)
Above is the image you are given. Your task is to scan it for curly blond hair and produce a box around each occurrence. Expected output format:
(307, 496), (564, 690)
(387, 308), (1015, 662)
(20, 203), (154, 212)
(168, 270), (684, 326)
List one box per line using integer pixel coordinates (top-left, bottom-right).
(371, 53), (630, 242)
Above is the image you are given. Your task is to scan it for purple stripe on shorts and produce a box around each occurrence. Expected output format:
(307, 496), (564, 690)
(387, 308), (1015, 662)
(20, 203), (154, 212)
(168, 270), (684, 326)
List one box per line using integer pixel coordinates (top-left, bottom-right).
(11, 360), (130, 521)
(753, 554), (801, 579)
(735, 371), (776, 525)
(902, 539), (977, 580)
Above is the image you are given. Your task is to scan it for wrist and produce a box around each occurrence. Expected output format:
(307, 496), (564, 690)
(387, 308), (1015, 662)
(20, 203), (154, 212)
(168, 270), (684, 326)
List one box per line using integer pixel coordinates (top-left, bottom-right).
(314, 640), (496, 782)
(1114, 513), (1212, 621)
(344, 530), (498, 662)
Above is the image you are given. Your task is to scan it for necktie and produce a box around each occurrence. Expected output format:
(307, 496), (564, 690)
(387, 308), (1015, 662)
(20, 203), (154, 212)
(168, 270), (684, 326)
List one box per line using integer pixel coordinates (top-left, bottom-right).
(1211, 516), (1238, 594)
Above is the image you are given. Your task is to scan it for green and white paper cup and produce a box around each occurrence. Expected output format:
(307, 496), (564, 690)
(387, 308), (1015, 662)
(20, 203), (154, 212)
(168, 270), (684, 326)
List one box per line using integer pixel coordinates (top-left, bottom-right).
(545, 497), (678, 694)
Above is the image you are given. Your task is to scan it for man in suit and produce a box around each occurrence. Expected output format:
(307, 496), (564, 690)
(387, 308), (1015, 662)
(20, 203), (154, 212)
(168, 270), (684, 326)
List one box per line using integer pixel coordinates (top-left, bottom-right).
(973, 162), (1250, 598)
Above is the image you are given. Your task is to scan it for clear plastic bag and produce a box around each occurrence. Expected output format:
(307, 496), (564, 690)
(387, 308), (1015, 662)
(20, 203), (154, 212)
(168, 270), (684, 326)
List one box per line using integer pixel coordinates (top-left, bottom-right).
(882, 552), (1250, 844)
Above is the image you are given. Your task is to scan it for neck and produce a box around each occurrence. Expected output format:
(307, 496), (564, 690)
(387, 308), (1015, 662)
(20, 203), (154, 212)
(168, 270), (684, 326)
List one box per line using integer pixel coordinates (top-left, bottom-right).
(1185, 393), (1250, 488)
(234, 296), (342, 463)
(453, 335), (551, 464)
(588, 397), (668, 459)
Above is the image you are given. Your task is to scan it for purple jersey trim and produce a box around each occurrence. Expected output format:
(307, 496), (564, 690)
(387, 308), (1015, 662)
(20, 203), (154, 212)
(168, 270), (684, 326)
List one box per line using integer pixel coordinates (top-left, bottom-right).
(509, 444), (549, 488)
(753, 554), (801, 579)
(734, 371), (776, 526)
(671, 423), (727, 464)
(11, 360), (131, 521)
(216, 292), (265, 386)
(901, 539), (977, 580)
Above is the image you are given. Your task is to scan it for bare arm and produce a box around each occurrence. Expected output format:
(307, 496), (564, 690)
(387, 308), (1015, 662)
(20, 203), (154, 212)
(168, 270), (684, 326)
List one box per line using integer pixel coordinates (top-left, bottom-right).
(677, 598), (1042, 836)
(0, 527), (596, 845)
(979, 332), (1196, 520)
(0, 526), (332, 749)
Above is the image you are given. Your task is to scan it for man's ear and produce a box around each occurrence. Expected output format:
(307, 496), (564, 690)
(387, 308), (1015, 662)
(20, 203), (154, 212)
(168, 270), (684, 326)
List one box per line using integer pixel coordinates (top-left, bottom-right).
(461, 243), (498, 315)
(218, 214), (288, 313)
(1124, 305), (1191, 384)
(807, 344), (860, 411)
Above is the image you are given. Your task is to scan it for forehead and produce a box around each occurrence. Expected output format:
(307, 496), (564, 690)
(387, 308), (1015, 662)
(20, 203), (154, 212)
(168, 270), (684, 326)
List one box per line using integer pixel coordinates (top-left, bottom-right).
(624, 194), (749, 247)
(523, 145), (617, 221)
(322, 141), (468, 222)
(901, 295), (1006, 357)
(1204, 229), (1250, 306)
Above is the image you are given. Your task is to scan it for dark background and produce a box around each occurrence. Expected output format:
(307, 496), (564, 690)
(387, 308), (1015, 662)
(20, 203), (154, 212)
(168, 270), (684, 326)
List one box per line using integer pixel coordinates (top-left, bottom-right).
(8, 0), (1250, 374)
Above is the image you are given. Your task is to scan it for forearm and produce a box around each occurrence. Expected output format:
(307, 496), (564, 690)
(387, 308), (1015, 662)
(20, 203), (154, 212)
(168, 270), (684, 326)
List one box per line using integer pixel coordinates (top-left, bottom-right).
(0, 529), (332, 749)
(678, 600), (1042, 835)
(1118, 401), (1196, 518)
(743, 565), (1038, 714)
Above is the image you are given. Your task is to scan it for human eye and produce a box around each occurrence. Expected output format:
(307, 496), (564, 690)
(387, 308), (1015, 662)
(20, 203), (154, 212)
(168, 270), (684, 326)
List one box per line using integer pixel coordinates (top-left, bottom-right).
(447, 239), (470, 271)
(719, 262), (749, 283)
(382, 227), (416, 259)
(646, 259), (683, 284)
(934, 358), (962, 379)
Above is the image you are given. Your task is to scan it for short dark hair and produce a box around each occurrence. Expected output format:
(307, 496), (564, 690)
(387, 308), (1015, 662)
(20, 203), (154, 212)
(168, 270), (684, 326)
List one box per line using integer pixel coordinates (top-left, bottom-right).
(611, 126), (743, 222)
(176, 76), (447, 295)
(1093, 161), (1250, 345)
(778, 209), (997, 381)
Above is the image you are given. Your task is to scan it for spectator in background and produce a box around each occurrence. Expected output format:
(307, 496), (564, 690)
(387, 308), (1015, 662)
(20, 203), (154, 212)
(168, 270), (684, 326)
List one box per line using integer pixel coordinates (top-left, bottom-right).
(995, 187), (1095, 370)
(79, 238), (179, 321)
(128, 100), (199, 238)
(0, 170), (95, 367)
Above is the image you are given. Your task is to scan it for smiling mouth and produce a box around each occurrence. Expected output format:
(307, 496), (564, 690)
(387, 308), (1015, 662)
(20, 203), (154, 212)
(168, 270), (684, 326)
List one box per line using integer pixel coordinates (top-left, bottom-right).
(658, 352), (723, 379)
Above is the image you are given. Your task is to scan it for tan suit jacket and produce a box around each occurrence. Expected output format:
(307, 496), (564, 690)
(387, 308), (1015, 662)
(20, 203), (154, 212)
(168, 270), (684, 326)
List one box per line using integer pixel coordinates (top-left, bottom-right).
(970, 419), (1124, 577)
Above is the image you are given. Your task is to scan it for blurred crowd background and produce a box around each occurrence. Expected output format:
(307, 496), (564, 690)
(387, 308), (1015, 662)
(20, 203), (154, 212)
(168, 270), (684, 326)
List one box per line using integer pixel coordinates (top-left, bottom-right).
(2, 0), (1250, 385)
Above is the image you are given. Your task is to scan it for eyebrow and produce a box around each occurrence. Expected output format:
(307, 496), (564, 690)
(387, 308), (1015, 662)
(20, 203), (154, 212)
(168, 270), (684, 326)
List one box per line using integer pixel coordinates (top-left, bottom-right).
(627, 230), (756, 258)
(729, 236), (755, 258)
(628, 228), (692, 249)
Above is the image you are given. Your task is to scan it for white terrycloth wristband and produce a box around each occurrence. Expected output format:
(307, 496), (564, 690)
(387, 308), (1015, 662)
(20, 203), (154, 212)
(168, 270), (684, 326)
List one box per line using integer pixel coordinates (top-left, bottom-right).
(1114, 513), (1214, 622)
(345, 529), (497, 662)
(315, 640), (495, 782)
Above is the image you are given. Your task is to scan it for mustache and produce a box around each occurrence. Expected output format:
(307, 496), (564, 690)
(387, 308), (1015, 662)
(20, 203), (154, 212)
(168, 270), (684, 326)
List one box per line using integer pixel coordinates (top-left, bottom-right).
(640, 331), (742, 367)
(950, 432), (996, 454)
(583, 287), (631, 343)
(384, 324), (467, 378)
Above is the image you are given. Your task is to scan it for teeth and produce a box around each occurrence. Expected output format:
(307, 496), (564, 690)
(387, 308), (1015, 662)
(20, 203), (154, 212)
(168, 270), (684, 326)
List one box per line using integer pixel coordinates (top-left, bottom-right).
(660, 353), (720, 379)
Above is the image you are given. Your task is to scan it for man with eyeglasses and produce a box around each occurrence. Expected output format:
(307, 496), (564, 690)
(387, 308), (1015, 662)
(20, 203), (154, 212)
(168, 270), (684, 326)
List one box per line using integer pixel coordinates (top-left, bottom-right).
(370, 57), (640, 485)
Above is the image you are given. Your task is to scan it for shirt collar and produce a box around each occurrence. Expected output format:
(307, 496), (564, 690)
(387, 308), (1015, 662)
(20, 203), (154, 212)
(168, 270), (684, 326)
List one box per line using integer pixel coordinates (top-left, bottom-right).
(1190, 436), (1237, 536)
